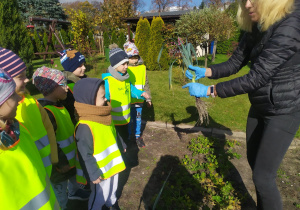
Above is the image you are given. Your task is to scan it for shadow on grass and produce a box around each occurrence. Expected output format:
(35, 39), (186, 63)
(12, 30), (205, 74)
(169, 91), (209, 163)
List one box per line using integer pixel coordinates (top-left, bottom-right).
(140, 155), (204, 210)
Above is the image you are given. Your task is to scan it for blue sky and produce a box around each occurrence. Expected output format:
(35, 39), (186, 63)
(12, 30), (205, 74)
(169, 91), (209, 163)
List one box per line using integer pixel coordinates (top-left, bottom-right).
(143, 0), (201, 12)
(59, 0), (202, 12)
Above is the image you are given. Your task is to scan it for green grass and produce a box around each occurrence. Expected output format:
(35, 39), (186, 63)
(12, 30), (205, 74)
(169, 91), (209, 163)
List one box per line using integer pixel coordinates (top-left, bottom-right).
(144, 54), (251, 132)
(28, 54), (300, 136)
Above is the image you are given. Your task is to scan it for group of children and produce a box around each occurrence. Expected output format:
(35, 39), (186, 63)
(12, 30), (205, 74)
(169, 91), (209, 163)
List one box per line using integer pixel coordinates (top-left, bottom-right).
(0, 41), (151, 210)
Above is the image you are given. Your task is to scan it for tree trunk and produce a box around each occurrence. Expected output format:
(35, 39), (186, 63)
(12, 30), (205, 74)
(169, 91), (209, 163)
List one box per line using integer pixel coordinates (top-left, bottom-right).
(211, 40), (217, 62)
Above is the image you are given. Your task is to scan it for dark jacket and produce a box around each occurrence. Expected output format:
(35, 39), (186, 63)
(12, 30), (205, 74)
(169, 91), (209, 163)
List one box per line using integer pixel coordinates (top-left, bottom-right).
(38, 99), (76, 183)
(61, 71), (87, 125)
(210, 1), (300, 115)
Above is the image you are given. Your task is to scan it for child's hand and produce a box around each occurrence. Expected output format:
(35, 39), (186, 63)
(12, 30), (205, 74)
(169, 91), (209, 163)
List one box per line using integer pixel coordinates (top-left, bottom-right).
(56, 164), (71, 173)
(147, 101), (152, 108)
(141, 92), (149, 99)
(92, 176), (103, 184)
(124, 148), (126, 153)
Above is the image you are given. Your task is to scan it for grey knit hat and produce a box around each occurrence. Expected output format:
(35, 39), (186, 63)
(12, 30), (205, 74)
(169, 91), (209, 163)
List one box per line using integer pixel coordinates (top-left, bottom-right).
(0, 68), (16, 106)
(109, 48), (129, 69)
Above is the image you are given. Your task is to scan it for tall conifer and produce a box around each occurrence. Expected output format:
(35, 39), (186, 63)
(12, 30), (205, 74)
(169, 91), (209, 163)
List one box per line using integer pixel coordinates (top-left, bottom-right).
(135, 17), (151, 65)
(0, 0), (34, 75)
(147, 17), (169, 71)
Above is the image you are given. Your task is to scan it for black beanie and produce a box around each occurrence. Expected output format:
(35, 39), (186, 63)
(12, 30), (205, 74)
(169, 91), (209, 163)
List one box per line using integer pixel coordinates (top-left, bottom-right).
(109, 48), (129, 69)
(73, 78), (104, 105)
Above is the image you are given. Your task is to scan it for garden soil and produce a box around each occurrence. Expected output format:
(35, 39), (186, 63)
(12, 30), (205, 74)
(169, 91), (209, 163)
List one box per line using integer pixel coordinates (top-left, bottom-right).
(67, 121), (300, 210)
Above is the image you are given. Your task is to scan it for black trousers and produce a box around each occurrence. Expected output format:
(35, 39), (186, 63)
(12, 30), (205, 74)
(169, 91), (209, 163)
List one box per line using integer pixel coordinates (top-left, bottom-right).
(246, 106), (300, 210)
(115, 124), (129, 151)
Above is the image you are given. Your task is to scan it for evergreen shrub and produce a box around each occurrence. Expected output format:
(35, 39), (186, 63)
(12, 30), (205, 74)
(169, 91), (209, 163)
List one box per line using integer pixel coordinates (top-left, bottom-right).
(0, 0), (34, 76)
(135, 17), (151, 65)
(147, 17), (169, 71)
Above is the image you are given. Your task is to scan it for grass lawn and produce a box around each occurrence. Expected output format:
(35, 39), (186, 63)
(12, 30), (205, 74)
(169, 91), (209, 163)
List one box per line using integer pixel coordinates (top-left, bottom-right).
(28, 54), (300, 137)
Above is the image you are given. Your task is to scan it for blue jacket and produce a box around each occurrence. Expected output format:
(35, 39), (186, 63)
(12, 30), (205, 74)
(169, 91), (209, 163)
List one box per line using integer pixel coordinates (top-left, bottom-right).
(102, 72), (145, 101)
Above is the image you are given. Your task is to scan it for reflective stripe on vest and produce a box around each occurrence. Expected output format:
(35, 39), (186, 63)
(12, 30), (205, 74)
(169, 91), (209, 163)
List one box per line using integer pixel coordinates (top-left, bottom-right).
(103, 75), (131, 125)
(16, 95), (52, 176)
(0, 122), (58, 210)
(127, 65), (146, 104)
(45, 105), (76, 167)
(75, 120), (126, 184)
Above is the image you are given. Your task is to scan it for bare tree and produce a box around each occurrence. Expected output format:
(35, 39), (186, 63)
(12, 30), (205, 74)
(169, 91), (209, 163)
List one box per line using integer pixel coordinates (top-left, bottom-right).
(174, 0), (192, 10)
(131, 0), (145, 12)
(151, 0), (174, 12)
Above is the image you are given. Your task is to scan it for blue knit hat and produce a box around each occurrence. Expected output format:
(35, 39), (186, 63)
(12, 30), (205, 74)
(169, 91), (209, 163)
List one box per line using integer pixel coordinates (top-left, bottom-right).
(0, 47), (27, 77)
(0, 68), (16, 106)
(109, 48), (129, 69)
(60, 49), (85, 72)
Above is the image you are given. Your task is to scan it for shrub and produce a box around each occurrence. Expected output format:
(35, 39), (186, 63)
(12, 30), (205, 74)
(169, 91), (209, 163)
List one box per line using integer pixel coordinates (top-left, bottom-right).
(60, 29), (69, 45)
(135, 17), (151, 64)
(111, 30), (118, 45)
(103, 31), (110, 48)
(118, 31), (126, 50)
(0, 0), (34, 76)
(88, 30), (97, 50)
(33, 29), (44, 53)
(147, 16), (169, 71)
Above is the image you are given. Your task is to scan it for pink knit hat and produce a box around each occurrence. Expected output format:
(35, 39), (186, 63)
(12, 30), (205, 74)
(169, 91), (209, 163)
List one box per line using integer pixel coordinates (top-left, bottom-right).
(0, 47), (27, 77)
(32, 66), (66, 96)
(0, 68), (16, 106)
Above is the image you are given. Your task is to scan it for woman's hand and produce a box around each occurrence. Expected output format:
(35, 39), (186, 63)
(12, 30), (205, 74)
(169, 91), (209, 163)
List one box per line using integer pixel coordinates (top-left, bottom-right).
(185, 65), (206, 80)
(185, 65), (212, 80)
(182, 83), (210, 98)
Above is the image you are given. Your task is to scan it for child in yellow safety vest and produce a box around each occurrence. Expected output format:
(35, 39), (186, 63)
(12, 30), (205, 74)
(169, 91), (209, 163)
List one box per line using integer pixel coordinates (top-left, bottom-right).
(124, 41), (152, 148)
(102, 47), (150, 153)
(0, 47), (58, 177)
(59, 49), (86, 125)
(73, 78), (126, 209)
(0, 68), (60, 210)
(33, 66), (90, 209)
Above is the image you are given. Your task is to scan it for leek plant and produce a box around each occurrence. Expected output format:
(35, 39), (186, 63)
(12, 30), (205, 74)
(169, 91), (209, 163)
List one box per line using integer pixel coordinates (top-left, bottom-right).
(158, 38), (209, 125)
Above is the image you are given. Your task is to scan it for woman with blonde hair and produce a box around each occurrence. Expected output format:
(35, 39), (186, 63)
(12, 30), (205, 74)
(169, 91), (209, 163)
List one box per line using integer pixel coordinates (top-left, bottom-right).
(183, 0), (299, 209)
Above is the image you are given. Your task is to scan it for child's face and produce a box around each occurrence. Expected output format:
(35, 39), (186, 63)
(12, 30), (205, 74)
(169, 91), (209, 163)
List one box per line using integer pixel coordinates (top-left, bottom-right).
(73, 64), (86, 77)
(115, 62), (128, 74)
(128, 56), (139, 65)
(13, 71), (29, 95)
(0, 92), (22, 120)
(50, 83), (68, 101)
(95, 84), (107, 106)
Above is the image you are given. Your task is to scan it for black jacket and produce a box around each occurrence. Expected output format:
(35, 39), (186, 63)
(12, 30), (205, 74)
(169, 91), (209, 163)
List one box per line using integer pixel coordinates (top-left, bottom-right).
(210, 1), (300, 115)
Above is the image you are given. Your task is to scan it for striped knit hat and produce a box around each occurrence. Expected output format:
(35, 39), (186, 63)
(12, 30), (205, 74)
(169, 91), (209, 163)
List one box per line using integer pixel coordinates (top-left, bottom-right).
(0, 48), (27, 77)
(109, 47), (129, 69)
(0, 68), (16, 106)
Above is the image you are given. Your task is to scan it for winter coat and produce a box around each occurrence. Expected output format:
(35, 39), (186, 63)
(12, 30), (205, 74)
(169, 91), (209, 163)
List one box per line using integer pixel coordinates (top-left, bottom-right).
(210, 1), (300, 115)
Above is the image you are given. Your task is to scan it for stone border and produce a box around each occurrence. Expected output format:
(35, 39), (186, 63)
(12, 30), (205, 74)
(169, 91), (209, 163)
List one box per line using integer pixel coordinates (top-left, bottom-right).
(144, 121), (300, 149)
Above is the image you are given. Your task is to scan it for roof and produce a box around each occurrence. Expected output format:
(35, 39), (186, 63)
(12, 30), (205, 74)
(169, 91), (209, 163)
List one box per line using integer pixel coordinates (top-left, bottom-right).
(123, 9), (195, 24)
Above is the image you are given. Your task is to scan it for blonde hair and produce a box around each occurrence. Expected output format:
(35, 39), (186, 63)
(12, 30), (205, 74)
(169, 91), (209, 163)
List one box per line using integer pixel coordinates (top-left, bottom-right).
(237, 0), (295, 32)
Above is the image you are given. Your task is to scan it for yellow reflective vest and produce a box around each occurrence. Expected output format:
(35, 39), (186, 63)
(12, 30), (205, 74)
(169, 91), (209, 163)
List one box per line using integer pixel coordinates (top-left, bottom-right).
(75, 120), (126, 185)
(127, 65), (146, 104)
(0, 122), (59, 210)
(68, 82), (75, 94)
(103, 75), (131, 125)
(16, 95), (52, 177)
(44, 105), (76, 168)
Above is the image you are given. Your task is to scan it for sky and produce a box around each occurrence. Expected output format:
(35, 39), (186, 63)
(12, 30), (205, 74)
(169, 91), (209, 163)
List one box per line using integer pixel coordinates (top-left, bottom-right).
(59, 0), (201, 13)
